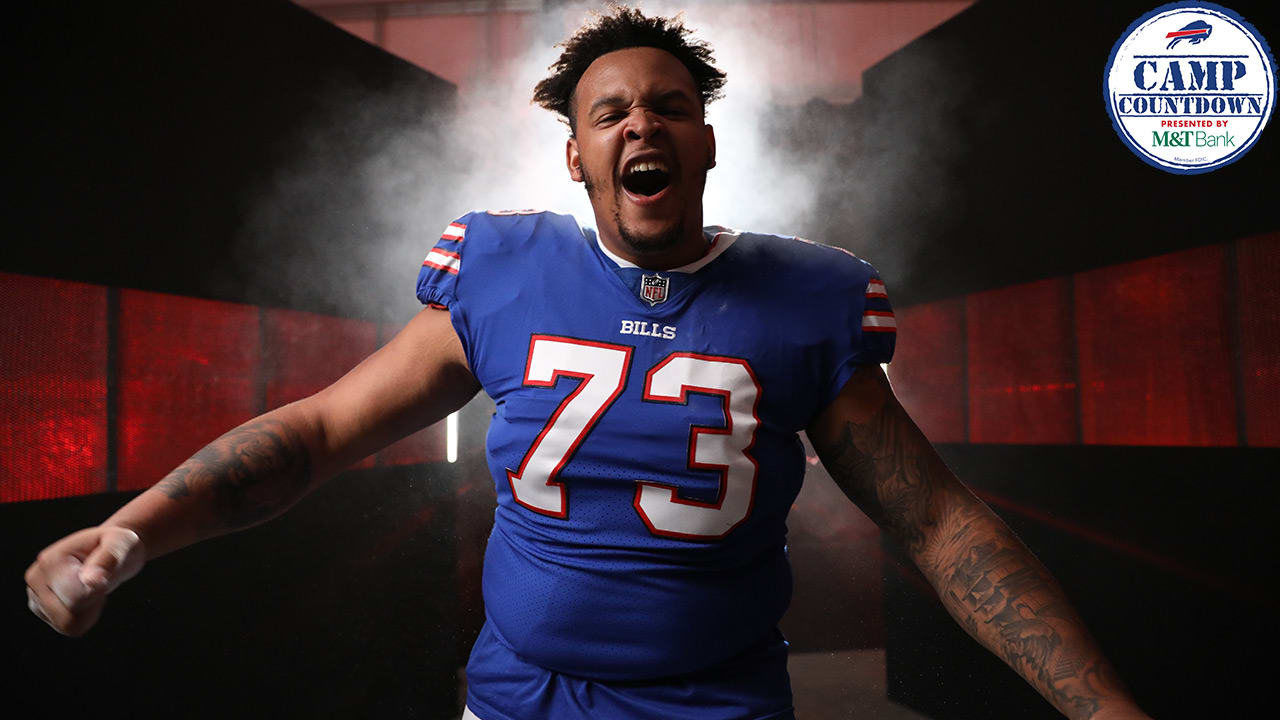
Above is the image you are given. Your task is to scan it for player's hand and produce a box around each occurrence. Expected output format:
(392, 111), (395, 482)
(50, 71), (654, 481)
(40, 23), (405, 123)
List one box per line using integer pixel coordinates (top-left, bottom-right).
(24, 526), (146, 636)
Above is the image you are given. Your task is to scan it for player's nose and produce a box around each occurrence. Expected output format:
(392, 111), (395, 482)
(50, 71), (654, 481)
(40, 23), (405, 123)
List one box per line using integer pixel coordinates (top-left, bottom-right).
(622, 108), (663, 142)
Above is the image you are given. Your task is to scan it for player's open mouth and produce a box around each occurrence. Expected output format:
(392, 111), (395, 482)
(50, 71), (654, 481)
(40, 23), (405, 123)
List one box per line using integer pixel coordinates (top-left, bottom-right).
(621, 160), (672, 203)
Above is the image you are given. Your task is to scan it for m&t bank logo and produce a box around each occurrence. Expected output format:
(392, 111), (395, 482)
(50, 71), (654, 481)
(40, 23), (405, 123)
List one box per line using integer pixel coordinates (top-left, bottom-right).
(1105, 2), (1276, 174)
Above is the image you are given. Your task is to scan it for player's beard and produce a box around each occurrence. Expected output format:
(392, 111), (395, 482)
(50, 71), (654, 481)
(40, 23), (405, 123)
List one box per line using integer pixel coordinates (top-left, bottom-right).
(615, 207), (684, 256)
(582, 165), (685, 257)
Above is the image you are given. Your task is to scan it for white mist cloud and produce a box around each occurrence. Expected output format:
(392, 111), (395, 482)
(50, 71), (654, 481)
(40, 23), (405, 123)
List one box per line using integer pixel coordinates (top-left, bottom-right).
(427, 0), (831, 237)
(240, 0), (962, 322)
(352, 0), (849, 250)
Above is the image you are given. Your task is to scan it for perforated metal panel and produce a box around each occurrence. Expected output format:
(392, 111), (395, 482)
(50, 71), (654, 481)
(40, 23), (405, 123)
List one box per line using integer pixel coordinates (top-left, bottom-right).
(1075, 245), (1237, 447)
(0, 273), (108, 501)
(889, 297), (966, 443)
(264, 307), (378, 469)
(967, 277), (1078, 444)
(1237, 232), (1280, 447)
(116, 290), (261, 491)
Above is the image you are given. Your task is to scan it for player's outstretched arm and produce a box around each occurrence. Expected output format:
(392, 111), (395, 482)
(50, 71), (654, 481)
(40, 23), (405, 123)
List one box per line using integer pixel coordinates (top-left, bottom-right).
(25, 306), (479, 637)
(806, 364), (1151, 720)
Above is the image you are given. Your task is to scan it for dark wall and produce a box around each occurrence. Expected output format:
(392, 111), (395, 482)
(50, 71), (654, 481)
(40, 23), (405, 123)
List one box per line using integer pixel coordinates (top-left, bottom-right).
(886, 444), (1279, 719)
(766, 0), (1280, 308)
(3, 0), (456, 323)
(4, 1), (466, 717)
(4, 465), (464, 720)
(789, 1), (1280, 717)
(6, 1), (1279, 717)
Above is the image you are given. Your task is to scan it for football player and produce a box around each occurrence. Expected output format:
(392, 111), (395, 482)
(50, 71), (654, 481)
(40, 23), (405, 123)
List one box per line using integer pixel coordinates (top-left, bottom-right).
(26, 6), (1151, 720)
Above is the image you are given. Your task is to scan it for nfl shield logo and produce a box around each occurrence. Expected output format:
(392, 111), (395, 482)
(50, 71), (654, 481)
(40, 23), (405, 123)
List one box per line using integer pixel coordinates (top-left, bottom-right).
(640, 273), (669, 306)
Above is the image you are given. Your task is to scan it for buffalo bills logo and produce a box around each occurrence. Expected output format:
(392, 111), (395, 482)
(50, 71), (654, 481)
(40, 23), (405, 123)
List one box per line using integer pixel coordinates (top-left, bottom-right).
(640, 274), (669, 306)
(1105, 2), (1275, 175)
(1166, 20), (1212, 49)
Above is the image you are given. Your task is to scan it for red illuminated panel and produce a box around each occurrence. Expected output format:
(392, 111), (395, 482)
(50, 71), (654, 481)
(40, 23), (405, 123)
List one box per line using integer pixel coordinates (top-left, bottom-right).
(1237, 232), (1280, 447)
(0, 273), (108, 502)
(1075, 245), (1236, 446)
(967, 277), (1078, 444)
(263, 308), (377, 469)
(117, 290), (261, 491)
(887, 298), (966, 443)
(375, 320), (446, 466)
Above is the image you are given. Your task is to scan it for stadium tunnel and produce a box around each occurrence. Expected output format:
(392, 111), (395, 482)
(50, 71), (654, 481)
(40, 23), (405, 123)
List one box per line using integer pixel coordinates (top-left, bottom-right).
(2, 1), (1277, 718)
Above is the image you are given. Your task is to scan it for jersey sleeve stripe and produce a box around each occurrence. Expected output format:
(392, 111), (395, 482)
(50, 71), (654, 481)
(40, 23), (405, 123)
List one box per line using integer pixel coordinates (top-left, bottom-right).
(424, 248), (461, 275)
(861, 311), (897, 332)
(441, 221), (467, 242)
(866, 279), (888, 298)
(424, 259), (460, 275)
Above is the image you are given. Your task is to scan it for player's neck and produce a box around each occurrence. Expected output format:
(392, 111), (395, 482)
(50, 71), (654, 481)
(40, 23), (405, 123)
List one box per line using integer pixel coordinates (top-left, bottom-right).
(596, 223), (709, 271)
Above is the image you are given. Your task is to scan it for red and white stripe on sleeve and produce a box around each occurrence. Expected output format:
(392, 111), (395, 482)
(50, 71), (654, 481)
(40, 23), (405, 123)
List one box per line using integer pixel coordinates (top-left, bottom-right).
(422, 220), (466, 275)
(861, 278), (895, 333)
(440, 221), (466, 242)
(423, 248), (461, 275)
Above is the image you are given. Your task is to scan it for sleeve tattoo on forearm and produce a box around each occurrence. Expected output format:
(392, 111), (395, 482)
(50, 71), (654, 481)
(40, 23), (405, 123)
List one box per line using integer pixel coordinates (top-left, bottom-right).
(938, 527), (1127, 717)
(155, 417), (313, 530)
(814, 393), (1128, 719)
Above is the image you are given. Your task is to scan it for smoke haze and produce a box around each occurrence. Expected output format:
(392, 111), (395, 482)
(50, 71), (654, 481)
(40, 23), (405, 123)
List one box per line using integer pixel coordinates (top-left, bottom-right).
(234, 1), (972, 323)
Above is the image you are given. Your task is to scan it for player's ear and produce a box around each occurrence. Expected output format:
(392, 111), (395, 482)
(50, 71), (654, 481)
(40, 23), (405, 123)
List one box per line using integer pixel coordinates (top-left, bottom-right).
(705, 124), (716, 170)
(566, 136), (584, 183)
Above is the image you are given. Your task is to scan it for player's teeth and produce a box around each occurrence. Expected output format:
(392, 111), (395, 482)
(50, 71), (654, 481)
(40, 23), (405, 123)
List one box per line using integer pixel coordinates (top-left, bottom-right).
(627, 161), (668, 175)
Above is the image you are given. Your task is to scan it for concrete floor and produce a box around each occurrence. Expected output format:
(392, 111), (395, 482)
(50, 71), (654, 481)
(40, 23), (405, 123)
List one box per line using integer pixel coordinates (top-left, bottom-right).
(789, 649), (932, 720)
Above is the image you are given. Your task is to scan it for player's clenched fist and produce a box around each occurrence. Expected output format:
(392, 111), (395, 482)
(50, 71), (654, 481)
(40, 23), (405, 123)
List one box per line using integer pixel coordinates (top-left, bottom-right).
(24, 526), (146, 636)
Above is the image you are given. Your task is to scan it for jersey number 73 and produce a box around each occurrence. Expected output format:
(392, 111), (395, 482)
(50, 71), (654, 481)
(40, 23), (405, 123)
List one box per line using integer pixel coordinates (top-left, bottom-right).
(506, 335), (761, 541)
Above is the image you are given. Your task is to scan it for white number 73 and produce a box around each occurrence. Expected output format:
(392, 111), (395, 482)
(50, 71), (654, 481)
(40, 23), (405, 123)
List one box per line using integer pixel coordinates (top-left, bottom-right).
(506, 335), (761, 541)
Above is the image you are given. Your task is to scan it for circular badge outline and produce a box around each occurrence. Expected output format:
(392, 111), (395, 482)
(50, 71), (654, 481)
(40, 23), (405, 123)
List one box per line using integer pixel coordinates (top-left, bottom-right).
(1115, 7), (1268, 169)
(1103, 1), (1277, 175)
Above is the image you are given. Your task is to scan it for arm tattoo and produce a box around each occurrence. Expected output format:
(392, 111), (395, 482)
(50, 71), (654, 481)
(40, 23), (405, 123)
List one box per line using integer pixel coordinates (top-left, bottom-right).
(812, 383), (1133, 719)
(155, 417), (313, 530)
(815, 402), (941, 556)
(930, 508), (1129, 719)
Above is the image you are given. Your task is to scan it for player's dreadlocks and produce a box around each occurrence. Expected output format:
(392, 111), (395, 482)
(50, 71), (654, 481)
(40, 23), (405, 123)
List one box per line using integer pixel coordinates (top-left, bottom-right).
(532, 4), (727, 135)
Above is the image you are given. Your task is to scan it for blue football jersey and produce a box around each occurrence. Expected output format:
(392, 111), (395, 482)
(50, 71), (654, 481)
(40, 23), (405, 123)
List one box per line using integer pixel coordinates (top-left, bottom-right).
(416, 210), (895, 684)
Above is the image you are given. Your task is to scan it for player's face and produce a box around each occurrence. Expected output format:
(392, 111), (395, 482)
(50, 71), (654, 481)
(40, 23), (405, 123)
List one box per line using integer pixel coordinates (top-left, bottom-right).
(567, 47), (716, 263)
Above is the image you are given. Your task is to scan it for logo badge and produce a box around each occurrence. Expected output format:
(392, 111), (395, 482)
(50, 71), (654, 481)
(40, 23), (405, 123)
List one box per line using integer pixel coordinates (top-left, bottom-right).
(640, 273), (669, 307)
(1104, 2), (1276, 174)
(1165, 20), (1212, 49)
